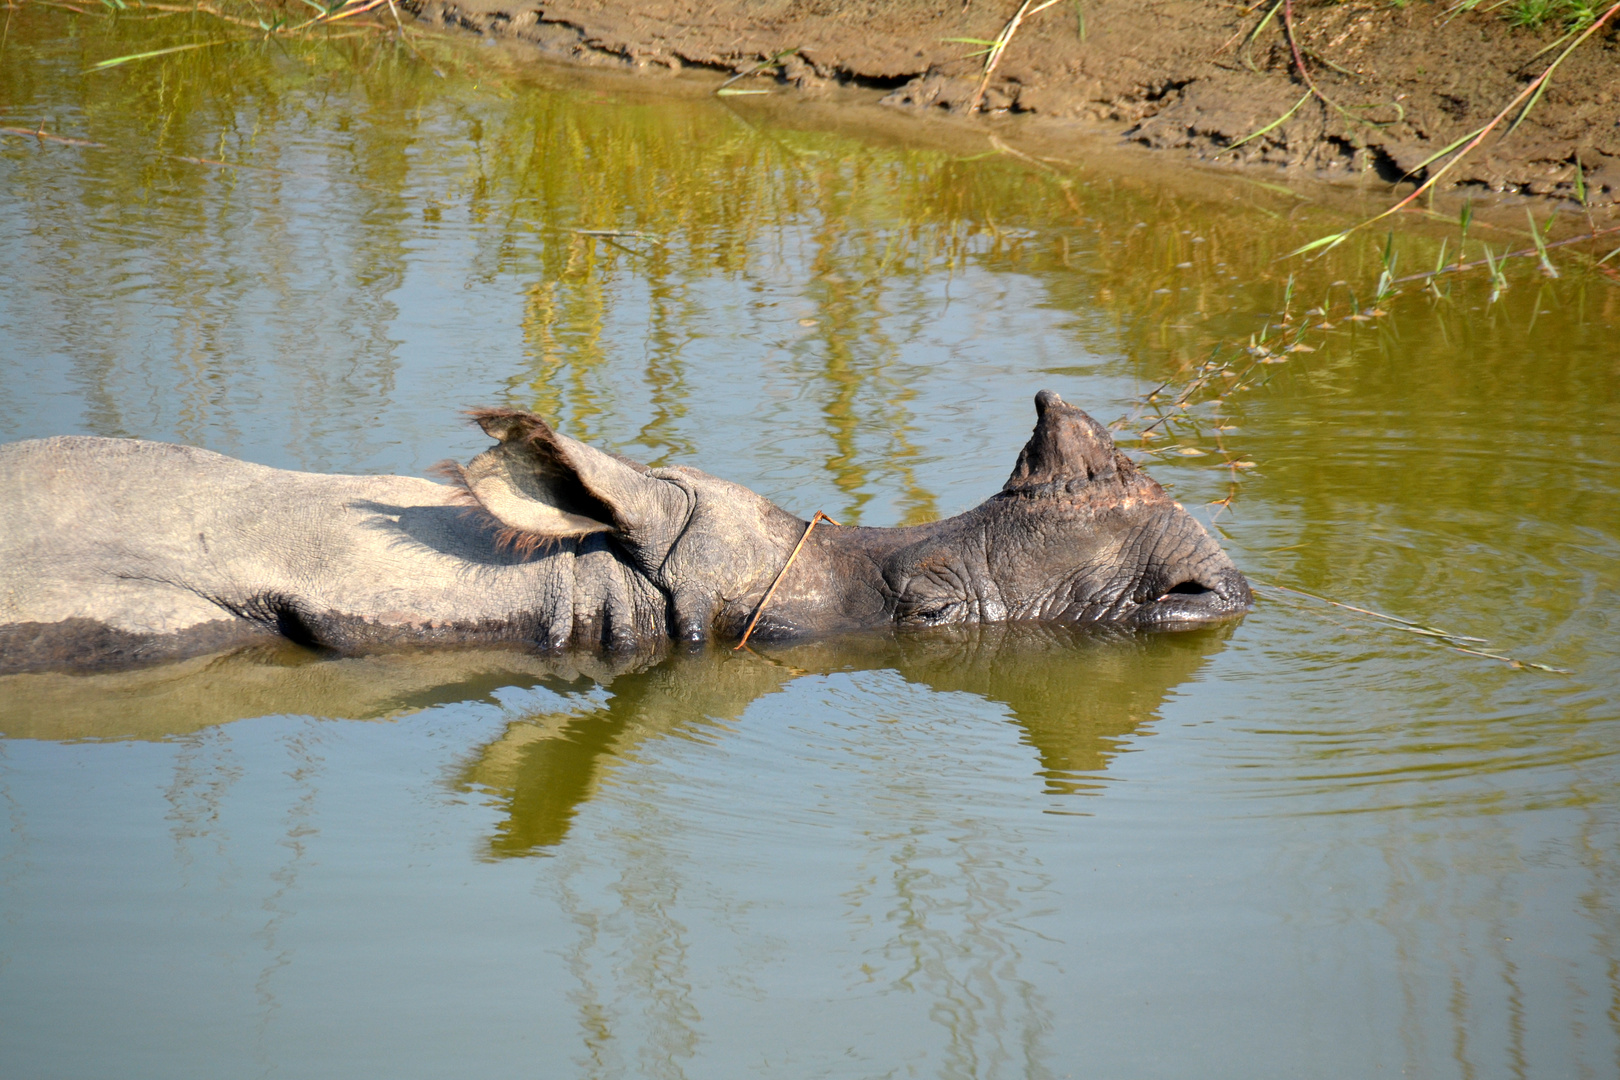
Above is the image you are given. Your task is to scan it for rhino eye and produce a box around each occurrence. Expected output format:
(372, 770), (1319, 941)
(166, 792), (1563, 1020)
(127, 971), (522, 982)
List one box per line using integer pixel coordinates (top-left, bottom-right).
(900, 599), (957, 625)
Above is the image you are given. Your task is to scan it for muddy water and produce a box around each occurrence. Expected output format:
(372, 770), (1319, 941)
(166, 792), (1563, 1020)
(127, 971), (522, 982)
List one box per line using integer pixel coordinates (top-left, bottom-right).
(2, 11), (1619, 1079)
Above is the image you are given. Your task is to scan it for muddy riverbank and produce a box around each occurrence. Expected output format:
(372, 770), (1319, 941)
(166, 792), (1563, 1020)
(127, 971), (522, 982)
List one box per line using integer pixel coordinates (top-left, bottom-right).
(403, 0), (1620, 210)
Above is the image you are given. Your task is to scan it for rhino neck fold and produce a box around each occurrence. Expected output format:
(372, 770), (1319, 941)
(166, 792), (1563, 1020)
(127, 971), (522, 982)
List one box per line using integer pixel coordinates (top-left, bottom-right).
(719, 518), (947, 642)
(556, 533), (672, 651)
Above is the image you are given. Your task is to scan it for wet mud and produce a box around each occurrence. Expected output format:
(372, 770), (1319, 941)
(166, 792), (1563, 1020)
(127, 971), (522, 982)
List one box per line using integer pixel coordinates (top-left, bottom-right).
(404, 0), (1620, 208)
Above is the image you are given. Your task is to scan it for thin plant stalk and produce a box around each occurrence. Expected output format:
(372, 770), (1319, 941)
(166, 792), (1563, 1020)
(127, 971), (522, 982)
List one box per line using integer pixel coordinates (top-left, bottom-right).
(1288, 0), (1620, 260)
(716, 47), (799, 94)
(1223, 89), (1311, 155)
(735, 512), (841, 650)
(967, 0), (1065, 115)
(1526, 208), (1558, 276)
(1385, 224), (1620, 287)
(1281, 0), (1344, 115)
(1237, 0), (1285, 71)
(86, 0), (406, 70)
(1255, 583), (1571, 673)
(90, 38), (228, 69)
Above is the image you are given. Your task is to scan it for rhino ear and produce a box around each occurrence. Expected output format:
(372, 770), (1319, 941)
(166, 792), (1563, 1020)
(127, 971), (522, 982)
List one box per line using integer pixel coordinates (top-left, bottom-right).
(448, 409), (688, 550)
(1002, 390), (1124, 494)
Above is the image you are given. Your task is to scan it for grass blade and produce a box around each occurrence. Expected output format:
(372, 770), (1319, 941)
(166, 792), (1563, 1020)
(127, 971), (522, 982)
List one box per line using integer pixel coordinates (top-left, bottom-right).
(1281, 1), (1620, 263)
(1223, 90), (1311, 154)
(1526, 208), (1558, 277)
(1286, 231), (1349, 259)
(89, 39), (228, 70)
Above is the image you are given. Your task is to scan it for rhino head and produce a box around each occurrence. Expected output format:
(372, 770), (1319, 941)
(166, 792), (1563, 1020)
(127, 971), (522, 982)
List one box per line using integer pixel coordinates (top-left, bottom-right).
(451, 390), (1251, 644)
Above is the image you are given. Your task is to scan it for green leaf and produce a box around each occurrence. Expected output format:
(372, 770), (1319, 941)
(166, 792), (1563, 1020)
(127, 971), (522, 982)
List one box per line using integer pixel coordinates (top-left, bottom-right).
(1286, 232), (1349, 259)
(1223, 90), (1310, 154)
(1406, 127), (1481, 178)
(89, 40), (229, 71)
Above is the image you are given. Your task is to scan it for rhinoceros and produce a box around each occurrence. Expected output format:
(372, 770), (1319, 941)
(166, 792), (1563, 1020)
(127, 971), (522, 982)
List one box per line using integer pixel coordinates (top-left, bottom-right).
(0, 391), (1250, 672)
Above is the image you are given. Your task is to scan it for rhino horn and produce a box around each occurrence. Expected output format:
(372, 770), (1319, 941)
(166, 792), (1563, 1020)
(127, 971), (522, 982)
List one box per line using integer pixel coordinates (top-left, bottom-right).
(1002, 390), (1127, 495)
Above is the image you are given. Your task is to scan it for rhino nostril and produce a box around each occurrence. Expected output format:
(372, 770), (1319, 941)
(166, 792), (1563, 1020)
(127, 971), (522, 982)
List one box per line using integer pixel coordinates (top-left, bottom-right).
(1160, 580), (1212, 599)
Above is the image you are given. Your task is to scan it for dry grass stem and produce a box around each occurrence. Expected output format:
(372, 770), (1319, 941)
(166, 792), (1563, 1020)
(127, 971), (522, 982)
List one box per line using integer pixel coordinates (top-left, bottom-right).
(735, 511), (841, 650)
(967, 0), (1065, 115)
(1256, 583), (1572, 673)
(1288, 0), (1620, 259)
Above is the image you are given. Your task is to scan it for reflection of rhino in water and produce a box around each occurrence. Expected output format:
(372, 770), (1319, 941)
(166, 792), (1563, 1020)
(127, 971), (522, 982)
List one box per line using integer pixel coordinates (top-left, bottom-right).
(0, 639), (656, 742)
(0, 393), (1248, 671)
(457, 624), (1234, 855)
(0, 624), (1230, 853)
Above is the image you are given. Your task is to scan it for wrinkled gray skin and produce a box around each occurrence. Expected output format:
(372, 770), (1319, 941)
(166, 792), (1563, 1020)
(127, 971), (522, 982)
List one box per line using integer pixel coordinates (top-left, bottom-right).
(0, 391), (1250, 672)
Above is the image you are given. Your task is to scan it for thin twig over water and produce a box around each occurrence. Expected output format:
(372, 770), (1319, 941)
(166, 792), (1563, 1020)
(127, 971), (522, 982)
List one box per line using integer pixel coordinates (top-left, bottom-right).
(1256, 582), (1572, 674)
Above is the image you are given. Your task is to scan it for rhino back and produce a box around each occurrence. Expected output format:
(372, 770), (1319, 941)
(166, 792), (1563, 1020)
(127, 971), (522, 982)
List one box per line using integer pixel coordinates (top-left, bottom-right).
(0, 437), (665, 671)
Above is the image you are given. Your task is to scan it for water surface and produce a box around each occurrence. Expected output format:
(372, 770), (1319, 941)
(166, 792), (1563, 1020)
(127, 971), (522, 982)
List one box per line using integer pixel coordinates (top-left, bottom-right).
(2, 10), (1618, 1079)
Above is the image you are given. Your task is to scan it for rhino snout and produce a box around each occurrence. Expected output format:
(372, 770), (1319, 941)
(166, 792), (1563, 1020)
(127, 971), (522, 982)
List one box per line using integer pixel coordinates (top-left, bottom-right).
(1136, 563), (1253, 628)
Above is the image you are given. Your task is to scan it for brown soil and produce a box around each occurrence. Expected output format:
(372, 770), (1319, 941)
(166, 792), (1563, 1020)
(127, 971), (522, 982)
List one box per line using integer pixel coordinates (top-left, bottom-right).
(402, 0), (1620, 208)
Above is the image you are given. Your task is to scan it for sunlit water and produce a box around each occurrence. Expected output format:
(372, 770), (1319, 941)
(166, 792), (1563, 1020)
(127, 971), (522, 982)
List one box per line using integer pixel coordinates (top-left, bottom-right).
(2, 10), (1618, 1079)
